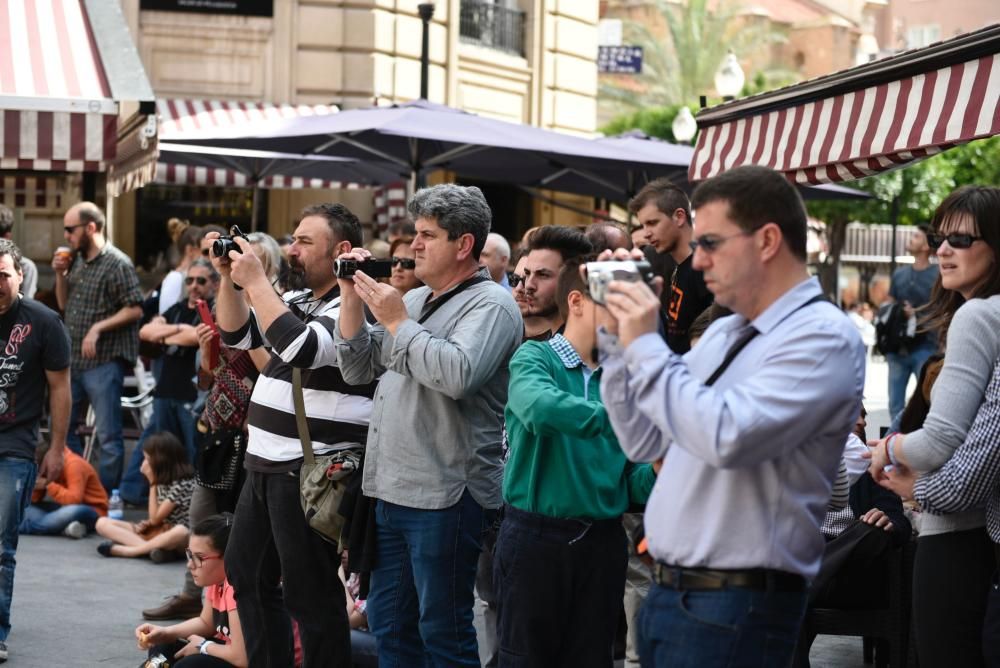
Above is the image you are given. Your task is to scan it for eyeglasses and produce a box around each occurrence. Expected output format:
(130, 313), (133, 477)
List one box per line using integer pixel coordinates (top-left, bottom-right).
(391, 256), (416, 269)
(185, 276), (209, 286)
(63, 224), (85, 234)
(509, 272), (524, 288)
(927, 232), (984, 250)
(689, 231), (753, 254)
(185, 549), (223, 568)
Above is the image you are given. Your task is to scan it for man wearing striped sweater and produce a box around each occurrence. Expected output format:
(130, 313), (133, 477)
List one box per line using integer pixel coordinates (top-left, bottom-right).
(210, 204), (373, 668)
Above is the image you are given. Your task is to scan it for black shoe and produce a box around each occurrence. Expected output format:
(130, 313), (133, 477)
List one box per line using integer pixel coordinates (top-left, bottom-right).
(97, 541), (115, 557)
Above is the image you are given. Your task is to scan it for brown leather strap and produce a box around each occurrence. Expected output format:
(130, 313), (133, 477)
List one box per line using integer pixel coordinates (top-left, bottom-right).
(653, 563), (806, 592)
(292, 367), (314, 466)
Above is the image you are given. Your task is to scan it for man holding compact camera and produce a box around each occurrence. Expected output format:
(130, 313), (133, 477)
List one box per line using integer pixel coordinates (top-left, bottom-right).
(334, 184), (522, 666)
(598, 166), (865, 667)
(209, 204), (373, 667)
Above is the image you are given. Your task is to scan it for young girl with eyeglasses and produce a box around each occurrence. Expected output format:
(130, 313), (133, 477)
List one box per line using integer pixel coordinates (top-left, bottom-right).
(868, 186), (1000, 667)
(135, 513), (247, 667)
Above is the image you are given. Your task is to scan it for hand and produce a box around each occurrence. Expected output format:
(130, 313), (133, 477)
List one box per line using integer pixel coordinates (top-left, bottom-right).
(34, 477), (48, 491)
(860, 508), (894, 532)
(39, 445), (64, 481)
(135, 623), (168, 649)
(175, 635), (205, 659)
(335, 249), (374, 296)
(597, 248), (646, 263)
(81, 325), (100, 359)
(195, 323), (219, 364)
(876, 464), (917, 501)
(204, 232), (232, 280)
(353, 270), (408, 334)
(902, 301), (915, 319)
(140, 457), (153, 483)
(603, 279), (661, 347)
(51, 251), (72, 274)
(134, 519), (152, 533)
(227, 236), (268, 290)
(865, 437), (890, 483)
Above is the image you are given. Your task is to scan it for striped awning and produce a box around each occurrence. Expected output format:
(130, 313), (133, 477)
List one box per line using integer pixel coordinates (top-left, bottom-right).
(0, 0), (119, 171)
(153, 162), (356, 190)
(690, 24), (1000, 184)
(158, 99), (338, 141)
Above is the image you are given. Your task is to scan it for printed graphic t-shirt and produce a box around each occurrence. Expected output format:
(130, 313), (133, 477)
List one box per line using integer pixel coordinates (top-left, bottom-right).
(206, 578), (237, 645)
(665, 254), (714, 354)
(0, 297), (71, 460)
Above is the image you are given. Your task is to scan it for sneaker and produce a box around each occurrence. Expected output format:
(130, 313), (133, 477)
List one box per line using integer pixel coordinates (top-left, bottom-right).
(0, 640), (8, 662)
(63, 521), (86, 539)
(149, 548), (183, 564)
(142, 594), (203, 621)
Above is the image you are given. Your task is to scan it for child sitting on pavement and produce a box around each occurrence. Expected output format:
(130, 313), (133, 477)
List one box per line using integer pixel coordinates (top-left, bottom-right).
(95, 432), (196, 560)
(19, 443), (108, 538)
(135, 513), (247, 667)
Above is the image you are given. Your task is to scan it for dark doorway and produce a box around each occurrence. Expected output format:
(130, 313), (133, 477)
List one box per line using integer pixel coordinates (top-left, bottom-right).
(455, 179), (532, 242)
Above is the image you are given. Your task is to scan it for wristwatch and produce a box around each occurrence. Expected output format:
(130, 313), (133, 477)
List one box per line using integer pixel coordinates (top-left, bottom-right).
(199, 639), (211, 655)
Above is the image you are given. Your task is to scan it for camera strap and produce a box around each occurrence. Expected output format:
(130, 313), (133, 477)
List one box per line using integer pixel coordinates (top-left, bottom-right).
(705, 293), (827, 387)
(417, 275), (491, 325)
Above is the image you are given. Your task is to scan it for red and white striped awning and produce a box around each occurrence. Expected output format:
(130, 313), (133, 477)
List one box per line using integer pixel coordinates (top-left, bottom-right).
(690, 25), (1000, 184)
(158, 99), (338, 141)
(0, 0), (118, 171)
(152, 162), (358, 191)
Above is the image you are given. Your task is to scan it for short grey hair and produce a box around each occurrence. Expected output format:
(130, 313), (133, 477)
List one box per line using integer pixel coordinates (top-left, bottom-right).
(485, 232), (511, 260)
(188, 258), (219, 281)
(407, 184), (492, 259)
(247, 232), (283, 283)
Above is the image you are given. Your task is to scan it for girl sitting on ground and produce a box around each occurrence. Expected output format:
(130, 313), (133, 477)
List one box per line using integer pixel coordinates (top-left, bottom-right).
(96, 432), (196, 559)
(135, 513), (247, 667)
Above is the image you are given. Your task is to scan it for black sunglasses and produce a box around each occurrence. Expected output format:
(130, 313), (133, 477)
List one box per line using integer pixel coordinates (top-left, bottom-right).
(391, 256), (416, 269)
(185, 276), (209, 286)
(509, 272), (524, 288)
(63, 223), (85, 234)
(927, 232), (984, 250)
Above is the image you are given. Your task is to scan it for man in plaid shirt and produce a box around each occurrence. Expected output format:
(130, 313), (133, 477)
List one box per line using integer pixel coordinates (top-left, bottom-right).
(53, 202), (143, 492)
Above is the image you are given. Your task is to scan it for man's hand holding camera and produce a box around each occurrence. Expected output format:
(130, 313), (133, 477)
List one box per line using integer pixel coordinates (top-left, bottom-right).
(336, 249), (409, 336)
(591, 248), (663, 348)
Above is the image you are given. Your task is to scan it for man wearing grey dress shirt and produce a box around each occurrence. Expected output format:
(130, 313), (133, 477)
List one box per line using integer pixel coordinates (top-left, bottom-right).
(334, 184), (522, 667)
(598, 166), (865, 667)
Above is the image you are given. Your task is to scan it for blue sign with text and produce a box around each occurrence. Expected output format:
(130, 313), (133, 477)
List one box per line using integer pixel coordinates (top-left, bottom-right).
(598, 46), (643, 74)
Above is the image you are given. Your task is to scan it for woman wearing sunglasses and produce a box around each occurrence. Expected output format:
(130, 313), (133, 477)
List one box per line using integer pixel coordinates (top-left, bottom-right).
(389, 237), (423, 295)
(135, 513), (247, 667)
(868, 186), (1000, 667)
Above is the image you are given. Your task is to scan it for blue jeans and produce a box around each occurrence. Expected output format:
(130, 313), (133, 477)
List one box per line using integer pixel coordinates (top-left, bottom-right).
(120, 397), (197, 504)
(67, 361), (125, 492)
(19, 503), (99, 535)
(367, 490), (488, 668)
(0, 457), (37, 642)
(887, 343), (937, 421)
(637, 583), (807, 668)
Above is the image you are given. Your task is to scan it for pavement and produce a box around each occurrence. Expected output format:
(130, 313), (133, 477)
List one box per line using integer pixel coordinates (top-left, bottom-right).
(4, 355), (906, 667)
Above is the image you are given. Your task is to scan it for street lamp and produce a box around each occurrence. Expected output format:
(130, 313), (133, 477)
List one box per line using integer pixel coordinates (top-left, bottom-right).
(671, 106), (697, 144)
(714, 51), (745, 102)
(418, 3), (435, 100)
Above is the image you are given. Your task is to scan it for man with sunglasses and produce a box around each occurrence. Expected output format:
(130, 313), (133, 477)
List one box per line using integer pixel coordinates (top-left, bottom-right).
(597, 166), (865, 667)
(119, 260), (219, 505)
(885, 225), (939, 421)
(54, 202), (144, 493)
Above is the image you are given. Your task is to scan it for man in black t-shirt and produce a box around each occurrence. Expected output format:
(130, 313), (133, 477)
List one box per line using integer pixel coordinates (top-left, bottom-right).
(0, 239), (71, 663)
(119, 259), (218, 504)
(629, 178), (714, 354)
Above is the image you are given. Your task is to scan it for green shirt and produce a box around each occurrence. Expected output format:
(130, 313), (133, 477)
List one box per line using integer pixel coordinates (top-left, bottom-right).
(503, 335), (656, 520)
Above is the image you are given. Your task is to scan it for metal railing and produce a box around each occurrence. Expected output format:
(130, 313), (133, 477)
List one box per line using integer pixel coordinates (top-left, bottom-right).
(841, 223), (918, 265)
(459, 1), (526, 57)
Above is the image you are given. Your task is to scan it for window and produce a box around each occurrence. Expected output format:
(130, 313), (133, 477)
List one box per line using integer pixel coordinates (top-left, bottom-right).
(459, 0), (527, 56)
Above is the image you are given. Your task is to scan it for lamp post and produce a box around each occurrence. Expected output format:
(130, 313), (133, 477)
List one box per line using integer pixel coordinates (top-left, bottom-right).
(418, 3), (435, 100)
(671, 106), (697, 144)
(714, 51), (745, 102)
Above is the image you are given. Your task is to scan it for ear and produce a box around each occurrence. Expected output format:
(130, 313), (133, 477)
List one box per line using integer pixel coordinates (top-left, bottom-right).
(567, 289), (585, 316)
(456, 233), (476, 261)
(757, 223), (784, 263)
(673, 208), (688, 228)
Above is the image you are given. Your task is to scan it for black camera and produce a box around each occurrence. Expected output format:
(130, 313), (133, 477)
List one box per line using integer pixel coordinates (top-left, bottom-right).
(334, 258), (394, 279)
(212, 225), (249, 258)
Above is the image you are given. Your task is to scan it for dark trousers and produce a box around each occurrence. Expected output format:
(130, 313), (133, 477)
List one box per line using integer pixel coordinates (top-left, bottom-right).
(810, 521), (895, 608)
(225, 470), (351, 668)
(493, 505), (628, 668)
(913, 528), (994, 667)
(146, 640), (231, 666)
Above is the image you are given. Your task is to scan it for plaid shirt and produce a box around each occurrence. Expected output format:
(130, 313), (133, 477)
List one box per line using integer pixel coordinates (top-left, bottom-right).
(915, 356), (1000, 542)
(64, 243), (143, 371)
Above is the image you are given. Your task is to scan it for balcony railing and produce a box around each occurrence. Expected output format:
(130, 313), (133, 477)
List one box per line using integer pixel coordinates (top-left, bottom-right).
(459, 1), (526, 57)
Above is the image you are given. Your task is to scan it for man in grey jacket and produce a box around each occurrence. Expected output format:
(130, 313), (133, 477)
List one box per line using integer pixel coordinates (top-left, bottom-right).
(335, 184), (522, 667)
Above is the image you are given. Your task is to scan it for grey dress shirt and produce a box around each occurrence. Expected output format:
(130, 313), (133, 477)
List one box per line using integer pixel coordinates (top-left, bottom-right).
(600, 277), (865, 579)
(334, 268), (523, 510)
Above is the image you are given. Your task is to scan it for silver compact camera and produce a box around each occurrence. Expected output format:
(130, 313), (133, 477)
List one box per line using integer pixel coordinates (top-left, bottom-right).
(585, 261), (656, 305)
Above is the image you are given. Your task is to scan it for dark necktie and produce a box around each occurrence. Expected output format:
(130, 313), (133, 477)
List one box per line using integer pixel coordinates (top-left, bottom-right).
(705, 324), (760, 387)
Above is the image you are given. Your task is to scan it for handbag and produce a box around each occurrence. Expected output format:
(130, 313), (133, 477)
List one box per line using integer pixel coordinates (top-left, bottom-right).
(195, 426), (244, 491)
(293, 367), (360, 547)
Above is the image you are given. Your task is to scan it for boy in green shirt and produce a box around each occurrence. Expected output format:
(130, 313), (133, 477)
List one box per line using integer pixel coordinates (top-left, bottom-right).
(494, 256), (656, 667)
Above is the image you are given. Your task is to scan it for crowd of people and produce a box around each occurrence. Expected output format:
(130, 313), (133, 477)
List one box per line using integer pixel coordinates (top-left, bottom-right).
(0, 165), (998, 667)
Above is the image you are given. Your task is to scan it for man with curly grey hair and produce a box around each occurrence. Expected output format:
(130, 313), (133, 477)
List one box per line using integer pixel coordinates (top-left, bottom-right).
(335, 184), (522, 666)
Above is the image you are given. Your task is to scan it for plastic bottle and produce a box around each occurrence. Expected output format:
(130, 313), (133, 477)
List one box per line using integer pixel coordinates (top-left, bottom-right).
(108, 489), (124, 520)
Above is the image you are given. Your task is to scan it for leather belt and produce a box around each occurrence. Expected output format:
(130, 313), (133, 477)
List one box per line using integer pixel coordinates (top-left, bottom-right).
(653, 563), (806, 593)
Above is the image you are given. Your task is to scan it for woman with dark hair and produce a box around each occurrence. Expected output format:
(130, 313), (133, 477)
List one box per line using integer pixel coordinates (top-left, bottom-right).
(388, 237), (422, 295)
(869, 185), (1000, 666)
(136, 513), (248, 667)
(95, 432), (196, 559)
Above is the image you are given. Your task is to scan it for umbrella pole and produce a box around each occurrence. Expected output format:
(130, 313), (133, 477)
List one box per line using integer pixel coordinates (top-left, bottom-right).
(251, 185), (260, 233)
